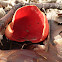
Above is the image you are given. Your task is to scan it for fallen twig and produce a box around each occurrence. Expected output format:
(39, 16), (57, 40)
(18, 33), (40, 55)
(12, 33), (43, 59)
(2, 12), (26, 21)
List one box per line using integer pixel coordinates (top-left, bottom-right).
(25, 3), (62, 9)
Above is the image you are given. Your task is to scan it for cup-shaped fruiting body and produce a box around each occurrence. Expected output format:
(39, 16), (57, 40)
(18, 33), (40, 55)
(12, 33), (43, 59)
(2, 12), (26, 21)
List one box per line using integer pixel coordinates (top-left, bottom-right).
(5, 5), (49, 43)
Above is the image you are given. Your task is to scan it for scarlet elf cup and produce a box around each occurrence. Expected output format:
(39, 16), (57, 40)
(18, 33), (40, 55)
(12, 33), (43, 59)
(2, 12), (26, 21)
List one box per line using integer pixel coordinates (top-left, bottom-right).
(5, 5), (49, 43)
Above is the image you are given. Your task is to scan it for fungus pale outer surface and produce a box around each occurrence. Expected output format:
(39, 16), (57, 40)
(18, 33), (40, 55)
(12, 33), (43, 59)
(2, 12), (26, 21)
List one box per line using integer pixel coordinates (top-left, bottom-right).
(5, 5), (49, 43)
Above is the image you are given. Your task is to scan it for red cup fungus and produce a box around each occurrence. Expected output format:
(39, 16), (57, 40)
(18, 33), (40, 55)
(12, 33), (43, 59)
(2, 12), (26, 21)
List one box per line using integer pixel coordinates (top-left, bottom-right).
(5, 5), (49, 43)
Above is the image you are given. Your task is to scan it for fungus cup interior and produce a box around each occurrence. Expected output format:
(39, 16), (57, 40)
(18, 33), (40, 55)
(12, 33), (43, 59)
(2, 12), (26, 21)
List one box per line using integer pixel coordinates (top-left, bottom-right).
(5, 5), (49, 43)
